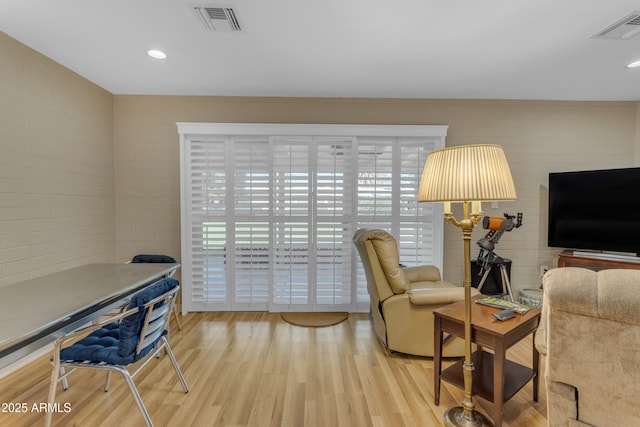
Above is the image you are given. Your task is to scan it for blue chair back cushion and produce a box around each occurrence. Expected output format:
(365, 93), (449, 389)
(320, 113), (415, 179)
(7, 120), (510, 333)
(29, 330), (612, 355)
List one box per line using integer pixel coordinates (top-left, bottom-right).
(131, 254), (176, 264)
(60, 278), (178, 365)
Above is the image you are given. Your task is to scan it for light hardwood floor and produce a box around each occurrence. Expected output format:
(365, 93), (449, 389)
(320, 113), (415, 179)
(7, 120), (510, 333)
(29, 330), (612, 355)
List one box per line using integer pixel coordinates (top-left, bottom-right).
(0, 312), (547, 426)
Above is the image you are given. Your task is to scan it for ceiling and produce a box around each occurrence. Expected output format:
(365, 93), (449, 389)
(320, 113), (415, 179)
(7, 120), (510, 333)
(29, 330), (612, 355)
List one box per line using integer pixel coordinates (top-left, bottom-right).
(2, 0), (640, 100)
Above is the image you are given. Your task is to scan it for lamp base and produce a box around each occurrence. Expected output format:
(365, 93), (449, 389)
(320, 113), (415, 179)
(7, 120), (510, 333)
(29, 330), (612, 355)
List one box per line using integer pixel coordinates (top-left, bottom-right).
(444, 407), (493, 427)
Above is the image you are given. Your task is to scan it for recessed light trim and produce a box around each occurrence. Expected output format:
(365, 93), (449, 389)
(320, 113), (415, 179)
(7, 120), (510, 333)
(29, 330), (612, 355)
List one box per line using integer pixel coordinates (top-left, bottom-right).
(147, 49), (167, 59)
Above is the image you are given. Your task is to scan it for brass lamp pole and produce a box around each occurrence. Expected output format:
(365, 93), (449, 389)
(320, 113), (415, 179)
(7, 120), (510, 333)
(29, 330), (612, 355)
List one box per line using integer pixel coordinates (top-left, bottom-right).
(443, 200), (487, 426)
(418, 144), (517, 427)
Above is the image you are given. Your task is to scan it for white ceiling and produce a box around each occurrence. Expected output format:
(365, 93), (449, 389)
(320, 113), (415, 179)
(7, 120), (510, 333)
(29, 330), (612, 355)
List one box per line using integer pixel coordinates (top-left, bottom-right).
(2, 0), (640, 100)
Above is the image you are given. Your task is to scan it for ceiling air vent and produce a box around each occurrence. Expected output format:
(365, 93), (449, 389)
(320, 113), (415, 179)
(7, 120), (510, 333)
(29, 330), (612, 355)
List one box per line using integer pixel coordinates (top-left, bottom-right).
(192, 5), (242, 32)
(592, 11), (640, 40)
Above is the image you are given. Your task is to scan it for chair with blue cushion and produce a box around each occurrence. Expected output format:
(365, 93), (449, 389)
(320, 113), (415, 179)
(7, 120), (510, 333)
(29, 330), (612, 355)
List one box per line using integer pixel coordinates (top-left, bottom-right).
(45, 277), (189, 427)
(130, 254), (182, 330)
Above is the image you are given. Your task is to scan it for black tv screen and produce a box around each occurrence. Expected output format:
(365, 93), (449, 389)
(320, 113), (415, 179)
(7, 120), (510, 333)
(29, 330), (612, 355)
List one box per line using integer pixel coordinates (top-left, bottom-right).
(548, 167), (640, 256)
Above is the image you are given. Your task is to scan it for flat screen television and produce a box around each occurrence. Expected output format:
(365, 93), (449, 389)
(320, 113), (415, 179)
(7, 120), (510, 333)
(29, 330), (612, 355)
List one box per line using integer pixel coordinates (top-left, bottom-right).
(548, 167), (640, 256)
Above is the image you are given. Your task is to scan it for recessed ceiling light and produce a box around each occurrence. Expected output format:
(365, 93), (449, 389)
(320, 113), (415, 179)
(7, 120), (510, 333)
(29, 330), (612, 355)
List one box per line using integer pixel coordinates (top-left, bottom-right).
(628, 60), (640, 68)
(147, 49), (167, 59)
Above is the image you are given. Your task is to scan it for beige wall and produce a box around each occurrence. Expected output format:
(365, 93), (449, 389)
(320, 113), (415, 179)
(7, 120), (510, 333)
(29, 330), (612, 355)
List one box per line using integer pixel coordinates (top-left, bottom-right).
(0, 33), (114, 286)
(114, 96), (637, 296)
(2, 30), (638, 298)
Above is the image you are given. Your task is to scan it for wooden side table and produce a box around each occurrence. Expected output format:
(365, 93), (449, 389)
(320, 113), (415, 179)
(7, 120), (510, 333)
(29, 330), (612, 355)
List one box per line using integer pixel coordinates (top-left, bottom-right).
(433, 296), (541, 427)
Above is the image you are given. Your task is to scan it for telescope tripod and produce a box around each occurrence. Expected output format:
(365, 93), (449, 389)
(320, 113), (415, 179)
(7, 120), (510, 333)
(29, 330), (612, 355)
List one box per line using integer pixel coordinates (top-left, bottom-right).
(476, 260), (514, 302)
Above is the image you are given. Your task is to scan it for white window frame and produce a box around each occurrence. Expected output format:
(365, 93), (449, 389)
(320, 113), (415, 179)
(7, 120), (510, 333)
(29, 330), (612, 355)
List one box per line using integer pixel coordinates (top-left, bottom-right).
(178, 123), (448, 314)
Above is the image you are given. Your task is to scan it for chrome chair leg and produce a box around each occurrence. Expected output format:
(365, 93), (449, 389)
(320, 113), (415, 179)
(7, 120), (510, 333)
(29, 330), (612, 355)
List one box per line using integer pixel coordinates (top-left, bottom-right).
(60, 367), (69, 390)
(117, 367), (154, 427)
(104, 372), (112, 392)
(45, 358), (61, 427)
(162, 336), (189, 393)
(172, 306), (182, 330)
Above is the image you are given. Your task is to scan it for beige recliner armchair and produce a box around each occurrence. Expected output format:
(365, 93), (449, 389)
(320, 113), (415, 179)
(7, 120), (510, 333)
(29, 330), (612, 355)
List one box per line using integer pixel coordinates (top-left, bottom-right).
(353, 228), (478, 357)
(536, 267), (640, 427)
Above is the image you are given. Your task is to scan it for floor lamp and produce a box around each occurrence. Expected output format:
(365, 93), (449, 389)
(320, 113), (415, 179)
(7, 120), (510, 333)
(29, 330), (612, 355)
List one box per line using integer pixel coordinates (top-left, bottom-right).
(418, 144), (517, 427)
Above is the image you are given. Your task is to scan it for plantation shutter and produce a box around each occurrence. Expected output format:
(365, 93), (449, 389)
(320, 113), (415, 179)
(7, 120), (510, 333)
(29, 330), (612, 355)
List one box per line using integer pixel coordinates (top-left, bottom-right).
(178, 123), (448, 314)
(352, 137), (441, 295)
(313, 138), (355, 307)
(185, 137), (229, 311)
(231, 137), (271, 309)
(271, 137), (311, 307)
(397, 139), (440, 267)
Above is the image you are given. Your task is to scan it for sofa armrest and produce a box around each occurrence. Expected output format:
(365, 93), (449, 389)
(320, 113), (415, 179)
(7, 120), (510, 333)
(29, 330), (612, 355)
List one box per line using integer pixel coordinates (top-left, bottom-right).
(407, 285), (480, 305)
(534, 285), (548, 356)
(402, 265), (442, 283)
(534, 319), (547, 356)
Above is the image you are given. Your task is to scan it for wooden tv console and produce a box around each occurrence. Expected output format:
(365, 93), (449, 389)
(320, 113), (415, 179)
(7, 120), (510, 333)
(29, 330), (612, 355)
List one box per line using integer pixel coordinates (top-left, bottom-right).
(558, 250), (640, 271)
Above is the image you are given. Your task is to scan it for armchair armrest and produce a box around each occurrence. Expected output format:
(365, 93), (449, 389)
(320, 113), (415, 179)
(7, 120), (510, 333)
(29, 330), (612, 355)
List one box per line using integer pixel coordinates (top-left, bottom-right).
(402, 265), (442, 283)
(407, 286), (479, 305)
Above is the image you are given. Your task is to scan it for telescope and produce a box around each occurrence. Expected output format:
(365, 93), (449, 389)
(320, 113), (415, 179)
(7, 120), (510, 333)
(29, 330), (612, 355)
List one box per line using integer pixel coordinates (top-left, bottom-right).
(475, 212), (523, 301)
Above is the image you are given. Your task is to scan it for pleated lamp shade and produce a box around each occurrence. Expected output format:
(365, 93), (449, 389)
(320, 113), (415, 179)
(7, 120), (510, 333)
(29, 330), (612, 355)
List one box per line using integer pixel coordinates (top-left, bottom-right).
(418, 144), (517, 202)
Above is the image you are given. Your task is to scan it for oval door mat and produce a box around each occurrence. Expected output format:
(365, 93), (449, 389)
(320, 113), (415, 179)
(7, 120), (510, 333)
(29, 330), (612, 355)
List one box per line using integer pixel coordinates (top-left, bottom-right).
(281, 312), (348, 327)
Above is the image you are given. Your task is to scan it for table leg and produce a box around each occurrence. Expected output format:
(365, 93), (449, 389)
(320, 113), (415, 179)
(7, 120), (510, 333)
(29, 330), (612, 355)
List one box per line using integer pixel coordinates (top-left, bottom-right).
(493, 339), (506, 427)
(434, 314), (443, 406)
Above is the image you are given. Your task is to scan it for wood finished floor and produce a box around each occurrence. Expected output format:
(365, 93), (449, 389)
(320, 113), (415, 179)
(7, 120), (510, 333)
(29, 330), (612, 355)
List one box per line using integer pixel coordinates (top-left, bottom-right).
(0, 312), (547, 427)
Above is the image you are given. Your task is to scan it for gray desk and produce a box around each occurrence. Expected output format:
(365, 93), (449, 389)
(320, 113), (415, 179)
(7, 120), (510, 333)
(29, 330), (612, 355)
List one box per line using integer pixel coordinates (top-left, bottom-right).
(0, 263), (179, 368)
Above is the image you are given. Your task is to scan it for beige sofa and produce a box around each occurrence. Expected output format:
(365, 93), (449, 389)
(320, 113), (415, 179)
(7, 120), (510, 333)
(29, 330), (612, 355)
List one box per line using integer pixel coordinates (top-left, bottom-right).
(353, 228), (478, 357)
(536, 267), (640, 426)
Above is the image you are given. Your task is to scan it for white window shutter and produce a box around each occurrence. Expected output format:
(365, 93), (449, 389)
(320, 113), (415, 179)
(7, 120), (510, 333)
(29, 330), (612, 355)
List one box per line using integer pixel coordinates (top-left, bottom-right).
(314, 138), (355, 307)
(231, 139), (271, 309)
(178, 123), (447, 314)
(271, 137), (311, 308)
(397, 139), (438, 267)
(185, 138), (229, 311)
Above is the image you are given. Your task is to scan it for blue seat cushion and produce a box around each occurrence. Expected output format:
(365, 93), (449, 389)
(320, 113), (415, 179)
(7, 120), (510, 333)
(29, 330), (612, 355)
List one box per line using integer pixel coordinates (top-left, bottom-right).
(60, 323), (138, 365)
(60, 278), (178, 365)
(131, 254), (176, 264)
